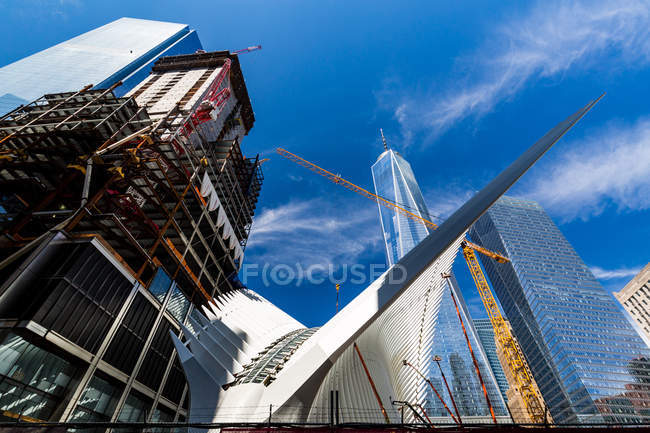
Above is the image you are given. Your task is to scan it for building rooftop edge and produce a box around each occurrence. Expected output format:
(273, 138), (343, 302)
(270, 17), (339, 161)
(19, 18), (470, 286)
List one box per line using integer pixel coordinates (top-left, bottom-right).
(614, 262), (650, 300)
(151, 51), (255, 132)
(373, 148), (401, 164)
(115, 17), (190, 27)
(0, 17), (192, 71)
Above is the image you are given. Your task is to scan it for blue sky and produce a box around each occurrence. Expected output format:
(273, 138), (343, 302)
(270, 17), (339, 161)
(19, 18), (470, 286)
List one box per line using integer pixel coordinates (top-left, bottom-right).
(1, 1), (648, 326)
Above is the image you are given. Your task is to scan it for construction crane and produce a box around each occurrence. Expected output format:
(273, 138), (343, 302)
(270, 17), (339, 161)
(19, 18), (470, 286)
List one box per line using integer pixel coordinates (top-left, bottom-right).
(232, 45), (262, 55)
(335, 283), (340, 313)
(276, 147), (546, 424)
(276, 148), (437, 230)
(461, 241), (545, 423)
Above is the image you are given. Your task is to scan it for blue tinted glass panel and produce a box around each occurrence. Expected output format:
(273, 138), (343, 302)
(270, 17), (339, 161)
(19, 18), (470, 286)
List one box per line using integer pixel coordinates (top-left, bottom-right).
(167, 285), (190, 323)
(148, 269), (172, 303)
(470, 196), (650, 424)
(0, 18), (200, 114)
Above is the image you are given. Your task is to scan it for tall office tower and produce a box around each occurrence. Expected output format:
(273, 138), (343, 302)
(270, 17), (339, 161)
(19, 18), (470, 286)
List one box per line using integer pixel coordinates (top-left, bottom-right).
(172, 97), (597, 425)
(0, 17), (203, 114)
(475, 318), (547, 423)
(470, 196), (650, 424)
(474, 319), (509, 401)
(0, 51), (260, 423)
(615, 264), (650, 343)
(371, 147), (432, 266)
(370, 147), (507, 422)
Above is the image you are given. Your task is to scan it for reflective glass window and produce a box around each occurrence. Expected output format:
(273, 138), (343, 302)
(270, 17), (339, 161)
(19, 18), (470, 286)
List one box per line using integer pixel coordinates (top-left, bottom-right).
(166, 285), (190, 323)
(148, 268), (172, 303)
(117, 390), (151, 422)
(69, 375), (121, 422)
(0, 333), (77, 421)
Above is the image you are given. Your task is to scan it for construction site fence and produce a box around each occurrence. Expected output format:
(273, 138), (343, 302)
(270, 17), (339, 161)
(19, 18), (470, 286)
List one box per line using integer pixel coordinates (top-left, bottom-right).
(2, 404), (648, 432)
(1, 423), (650, 432)
(115, 405), (565, 427)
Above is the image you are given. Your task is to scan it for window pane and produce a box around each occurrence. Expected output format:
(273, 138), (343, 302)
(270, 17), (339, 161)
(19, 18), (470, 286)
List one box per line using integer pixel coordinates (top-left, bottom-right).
(166, 285), (190, 323)
(70, 375), (121, 422)
(148, 268), (172, 303)
(117, 391), (150, 422)
(0, 333), (77, 421)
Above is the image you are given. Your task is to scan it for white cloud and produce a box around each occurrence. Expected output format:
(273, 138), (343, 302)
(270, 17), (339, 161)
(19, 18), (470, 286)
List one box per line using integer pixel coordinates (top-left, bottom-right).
(520, 117), (650, 220)
(424, 184), (476, 221)
(1, 0), (82, 18)
(379, 0), (650, 142)
(591, 265), (642, 280)
(246, 198), (382, 267)
(245, 180), (481, 272)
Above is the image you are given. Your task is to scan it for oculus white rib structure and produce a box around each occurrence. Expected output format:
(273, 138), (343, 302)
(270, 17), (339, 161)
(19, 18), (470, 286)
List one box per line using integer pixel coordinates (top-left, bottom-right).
(170, 94), (603, 425)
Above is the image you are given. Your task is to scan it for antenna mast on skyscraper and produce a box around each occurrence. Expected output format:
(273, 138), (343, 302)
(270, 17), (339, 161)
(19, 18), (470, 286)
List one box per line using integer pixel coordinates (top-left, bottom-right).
(380, 128), (388, 151)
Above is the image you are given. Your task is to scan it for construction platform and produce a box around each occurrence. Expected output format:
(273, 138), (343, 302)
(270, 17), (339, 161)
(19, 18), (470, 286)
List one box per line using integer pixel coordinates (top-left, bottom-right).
(0, 51), (262, 307)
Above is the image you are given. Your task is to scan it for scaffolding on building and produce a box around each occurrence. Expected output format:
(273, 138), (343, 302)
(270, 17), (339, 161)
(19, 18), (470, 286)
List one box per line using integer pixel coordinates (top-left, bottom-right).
(0, 52), (262, 307)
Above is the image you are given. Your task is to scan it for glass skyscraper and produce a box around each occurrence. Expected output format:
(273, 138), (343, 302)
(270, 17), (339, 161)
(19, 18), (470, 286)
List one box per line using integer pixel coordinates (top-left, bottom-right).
(474, 318), (510, 402)
(470, 196), (650, 424)
(371, 149), (433, 266)
(371, 148), (508, 421)
(0, 17), (202, 114)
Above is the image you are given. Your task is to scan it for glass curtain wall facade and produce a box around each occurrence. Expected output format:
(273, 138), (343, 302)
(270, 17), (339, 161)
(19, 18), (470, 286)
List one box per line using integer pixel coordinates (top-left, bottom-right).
(474, 318), (510, 402)
(0, 17), (202, 114)
(426, 277), (508, 418)
(0, 236), (191, 423)
(470, 196), (650, 424)
(371, 149), (507, 420)
(371, 150), (433, 266)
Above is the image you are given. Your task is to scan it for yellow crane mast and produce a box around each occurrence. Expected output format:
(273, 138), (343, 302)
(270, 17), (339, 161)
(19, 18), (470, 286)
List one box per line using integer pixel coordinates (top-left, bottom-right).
(276, 147), (546, 424)
(461, 242), (545, 423)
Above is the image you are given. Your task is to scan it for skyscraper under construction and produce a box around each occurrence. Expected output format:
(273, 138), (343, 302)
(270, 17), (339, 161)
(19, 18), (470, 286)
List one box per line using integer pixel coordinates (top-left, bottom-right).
(0, 49), (262, 423)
